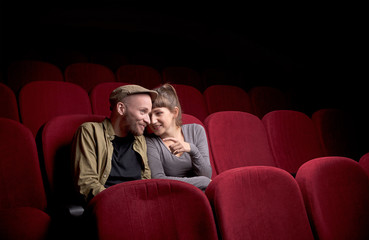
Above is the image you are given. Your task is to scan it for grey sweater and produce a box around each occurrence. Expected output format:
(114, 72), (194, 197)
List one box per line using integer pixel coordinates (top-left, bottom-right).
(146, 124), (212, 190)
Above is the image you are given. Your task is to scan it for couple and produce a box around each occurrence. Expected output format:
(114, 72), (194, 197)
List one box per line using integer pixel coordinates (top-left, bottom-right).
(72, 83), (212, 202)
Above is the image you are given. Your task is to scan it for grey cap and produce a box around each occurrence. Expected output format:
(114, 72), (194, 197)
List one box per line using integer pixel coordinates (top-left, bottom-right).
(109, 84), (158, 109)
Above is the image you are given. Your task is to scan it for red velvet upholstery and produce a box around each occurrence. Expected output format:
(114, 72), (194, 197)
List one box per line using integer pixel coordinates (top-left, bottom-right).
(262, 110), (325, 174)
(88, 179), (218, 240)
(0, 207), (50, 240)
(89, 82), (130, 116)
(64, 63), (116, 93)
(312, 108), (360, 160)
(0, 119), (50, 240)
(249, 86), (289, 118)
(19, 81), (92, 136)
(206, 166), (314, 240)
(7, 60), (63, 93)
(171, 84), (208, 122)
(162, 66), (205, 91)
(359, 152), (369, 177)
(204, 111), (275, 174)
(116, 64), (162, 89)
(296, 157), (369, 240)
(0, 118), (47, 210)
(203, 85), (253, 114)
(0, 83), (19, 121)
(41, 114), (105, 205)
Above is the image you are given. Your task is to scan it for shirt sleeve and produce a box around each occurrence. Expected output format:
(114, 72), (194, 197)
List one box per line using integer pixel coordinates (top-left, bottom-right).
(72, 124), (106, 202)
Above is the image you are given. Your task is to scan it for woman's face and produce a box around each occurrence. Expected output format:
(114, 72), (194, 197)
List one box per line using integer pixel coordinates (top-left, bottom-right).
(149, 107), (177, 136)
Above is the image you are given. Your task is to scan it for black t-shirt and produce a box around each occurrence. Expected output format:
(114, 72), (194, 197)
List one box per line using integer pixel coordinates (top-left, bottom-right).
(104, 134), (142, 188)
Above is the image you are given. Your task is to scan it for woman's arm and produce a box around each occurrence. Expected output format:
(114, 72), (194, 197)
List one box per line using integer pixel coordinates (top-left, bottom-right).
(146, 136), (211, 191)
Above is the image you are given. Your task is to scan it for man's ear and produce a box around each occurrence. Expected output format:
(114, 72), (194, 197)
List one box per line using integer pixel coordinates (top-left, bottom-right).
(116, 102), (126, 116)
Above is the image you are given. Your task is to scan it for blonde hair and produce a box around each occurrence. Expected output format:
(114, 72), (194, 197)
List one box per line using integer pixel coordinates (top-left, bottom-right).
(153, 83), (182, 126)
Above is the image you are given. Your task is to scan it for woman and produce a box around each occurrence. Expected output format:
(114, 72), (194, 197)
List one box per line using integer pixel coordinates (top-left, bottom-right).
(146, 83), (212, 191)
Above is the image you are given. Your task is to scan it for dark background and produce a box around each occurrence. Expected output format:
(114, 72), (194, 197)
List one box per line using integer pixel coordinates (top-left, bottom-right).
(1, 1), (368, 149)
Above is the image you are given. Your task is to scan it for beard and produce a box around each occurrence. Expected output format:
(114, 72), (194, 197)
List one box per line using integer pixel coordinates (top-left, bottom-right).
(123, 112), (146, 136)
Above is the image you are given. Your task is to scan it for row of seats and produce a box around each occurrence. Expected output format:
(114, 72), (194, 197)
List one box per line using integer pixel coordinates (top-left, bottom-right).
(1, 117), (368, 239)
(1, 79), (363, 161)
(5, 60), (232, 93)
(1, 81), (290, 134)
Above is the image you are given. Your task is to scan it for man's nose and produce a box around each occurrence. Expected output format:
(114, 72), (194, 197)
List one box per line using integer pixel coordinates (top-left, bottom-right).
(144, 114), (151, 125)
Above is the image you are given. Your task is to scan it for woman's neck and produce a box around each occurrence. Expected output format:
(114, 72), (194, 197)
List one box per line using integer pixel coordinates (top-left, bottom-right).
(161, 125), (182, 139)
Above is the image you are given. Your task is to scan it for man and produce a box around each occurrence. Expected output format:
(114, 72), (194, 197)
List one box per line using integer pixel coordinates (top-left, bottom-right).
(72, 85), (158, 202)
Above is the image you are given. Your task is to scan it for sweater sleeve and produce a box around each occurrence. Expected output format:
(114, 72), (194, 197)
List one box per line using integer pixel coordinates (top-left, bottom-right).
(187, 124), (212, 179)
(146, 136), (211, 191)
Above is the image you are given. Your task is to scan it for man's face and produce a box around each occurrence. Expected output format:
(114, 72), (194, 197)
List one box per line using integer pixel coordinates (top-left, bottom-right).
(122, 94), (152, 136)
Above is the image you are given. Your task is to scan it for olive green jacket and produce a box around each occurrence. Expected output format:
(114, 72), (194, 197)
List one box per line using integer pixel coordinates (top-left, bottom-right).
(72, 118), (151, 202)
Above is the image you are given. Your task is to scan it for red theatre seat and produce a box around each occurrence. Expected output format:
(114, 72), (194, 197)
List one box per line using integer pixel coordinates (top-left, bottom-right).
(249, 86), (289, 118)
(89, 82), (130, 116)
(0, 83), (19, 121)
(204, 111), (275, 175)
(262, 110), (325, 174)
(162, 66), (205, 91)
(171, 84), (208, 122)
(203, 85), (253, 114)
(206, 166), (314, 240)
(88, 179), (218, 240)
(359, 152), (369, 177)
(19, 81), (92, 137)
(7, 60), (63, 93)
(116, 64), (162, 89)
(0, 118), (50, 240)
(64, 63), (116, 93)
(312, 108), (361, 160)
(296, 157), (369, 240)
(41, 114), (106, 208)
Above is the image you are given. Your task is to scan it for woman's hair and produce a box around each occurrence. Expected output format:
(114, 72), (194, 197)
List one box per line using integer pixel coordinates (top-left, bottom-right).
(153, 83), (182, 126)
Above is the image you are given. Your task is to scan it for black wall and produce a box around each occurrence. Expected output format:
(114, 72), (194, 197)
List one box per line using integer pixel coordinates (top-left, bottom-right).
(1, 1), (368, 150)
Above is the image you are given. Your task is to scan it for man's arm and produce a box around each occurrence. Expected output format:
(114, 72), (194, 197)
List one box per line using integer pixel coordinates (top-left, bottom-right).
(72, 124), (106, 202)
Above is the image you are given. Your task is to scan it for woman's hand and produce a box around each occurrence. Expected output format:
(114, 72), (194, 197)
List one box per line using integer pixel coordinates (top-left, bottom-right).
(162, 137), (191, 156)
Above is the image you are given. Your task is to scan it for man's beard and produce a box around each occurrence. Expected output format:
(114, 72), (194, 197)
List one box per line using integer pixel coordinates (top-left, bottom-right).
(123, 113), (145, 136)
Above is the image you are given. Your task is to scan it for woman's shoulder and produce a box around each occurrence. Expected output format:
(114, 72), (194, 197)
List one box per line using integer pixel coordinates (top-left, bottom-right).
(182, 123), (205, 132)
(145, 133), (161, 145)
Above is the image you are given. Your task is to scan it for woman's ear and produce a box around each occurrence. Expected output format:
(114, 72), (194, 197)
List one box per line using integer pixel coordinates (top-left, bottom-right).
(173, 106), (179, 118)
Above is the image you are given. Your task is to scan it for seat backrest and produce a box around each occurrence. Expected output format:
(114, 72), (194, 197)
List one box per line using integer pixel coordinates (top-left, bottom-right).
(88, 179), (218, 240)
(89, 82), (130, 116)
(0, 118), (47, 210)
(7, 60), (64, 93)
(116, 64), (162, 89)
(19, 81), (92, 137)
(203, 85), (253, 114)
(171, 84), (208, 122)
(296, 157), (369, 240)
(0, 83), (19, 121)
(64, 63), (116, 93)
(249, 86), (289, 118)
(312, 108), (361, 160)
(359, 152), (369, 177)
(162, 66), (204, 91)
(262, 110), (325, 174)
(206, 166), (314, 240)
(204, 111), (275, 174)
(41, 114), (105, 206)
